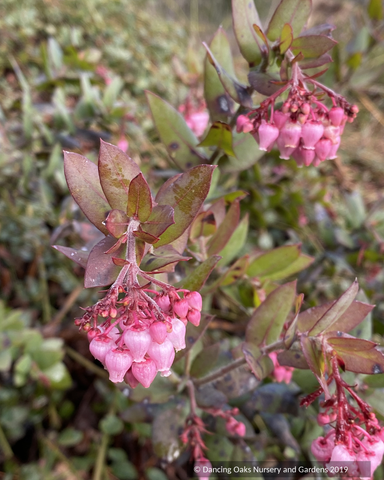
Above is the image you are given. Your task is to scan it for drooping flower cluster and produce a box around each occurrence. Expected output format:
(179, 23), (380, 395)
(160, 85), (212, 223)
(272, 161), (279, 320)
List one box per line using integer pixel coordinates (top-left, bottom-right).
(303, 356), (384, 479)
(237, 82), (358, 167)
(269, 351), (294, 384)
(76, 283), (203, 388)
(179, 97), (209, 138)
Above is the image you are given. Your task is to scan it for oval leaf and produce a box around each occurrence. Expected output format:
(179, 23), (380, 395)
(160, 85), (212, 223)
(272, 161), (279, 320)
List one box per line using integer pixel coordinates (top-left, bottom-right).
(84, 236), (124, 288)
(247, 71), (282, 96)
(146, 91), (206, 169)
(198, 122), (236, 157)
(207, 200), (241, 256)
(182, 256), (221, 291)
(127, 173), (152, 222)
(154, 165), (216, 247)
(98, 140), (141, 212)
(247, 244), (301, 278)
(106, 209), (129, 238)
(141, 205), (175, 239)
(242, 342), (274, 380)
(280, 23), (293, 54)
(291, 35), (337, 59)
(52, 245), (88, 268)
(63, 151), (110, 235)
(267, 0), (312, 41)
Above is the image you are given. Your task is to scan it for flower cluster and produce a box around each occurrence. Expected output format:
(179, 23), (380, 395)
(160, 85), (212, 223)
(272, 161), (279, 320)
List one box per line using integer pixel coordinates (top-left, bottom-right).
(269, 351), (294, 384)
(76, 284), (203, 388)
(236, 83), (358, 167)
(205, 407), (246, 437)
(303, 356), (384, 479)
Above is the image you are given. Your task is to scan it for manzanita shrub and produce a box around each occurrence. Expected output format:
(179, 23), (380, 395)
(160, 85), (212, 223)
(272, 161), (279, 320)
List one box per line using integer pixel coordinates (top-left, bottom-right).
(52, 0), (384, 478)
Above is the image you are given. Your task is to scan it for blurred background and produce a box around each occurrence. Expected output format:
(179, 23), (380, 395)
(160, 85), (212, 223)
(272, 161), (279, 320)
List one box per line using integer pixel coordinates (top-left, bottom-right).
(1, 0), (384, 479)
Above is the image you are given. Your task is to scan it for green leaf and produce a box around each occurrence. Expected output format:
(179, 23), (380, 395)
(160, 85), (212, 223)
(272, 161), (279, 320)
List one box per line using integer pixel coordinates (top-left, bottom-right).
(127, 173), (152, 222)
(106, 209), (129, 238)
(217, 255), (249, 287)
(247, 71), (282, 96)
(146, 91), (206, 169)
(220, 131), (264, 173)
(242, 343), (274, 380)
(247, 244), (301, 278)
(218, 214), (249, 267)
(152, 407), (186, 461)
(141, 205), (175, 240)
(246, 281), (296, 346)
(203, 43), (253, 108)
(42, 363), (72, 389)
(309, 280), (359, 335)
(205, 434), (234, 462)
(145, 468), (169, 480)
(182, 256), (221, 291)
(267, 0), (312, 42)
(280, 23), (293, 54)
(277, 348), (309, 369)
(291, 35), (337, 59)
(154, 165), (216, 246)
(58, 428), (84, 447)
(300, 335), (323, 377)
(98, 140), (141, 212)
(368, 0), (383, 20)
(190, 344), (221, 378)
(140, 246), (191, 272)
(231, 0), (265, 66)
(100, 414), (124, 435)
(63, 151), (110, 235)
(207, 200), (240, 256)
(259, 253), (314, 282)
(204, 27), (235, 122)
(0, 349), (12, 372)
(198, 122), (236, 156)
(190, 211), (216, 240)
(344, 190), (366, 229)
(84, 236), (124, 288)
(103, 77), (124, 109)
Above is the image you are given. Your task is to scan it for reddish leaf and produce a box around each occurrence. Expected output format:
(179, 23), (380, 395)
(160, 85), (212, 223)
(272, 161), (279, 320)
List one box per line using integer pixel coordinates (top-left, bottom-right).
(242, 343), (274, 381)
(298, 301), (334, 333)
(309, 280), (359, 336)
(291, 35), (337, 59)
(141, 205), (175, 240)
(277, 349), (309, 369)
(267, 0), (312, 41)
(246, 281), (296, 346)
(207, 200), (240, 256)
(140, 245), (192, 273)
(333, 346), (384, 375)
(98, 140), (141, 212)
(154, 165), (216, 247)
(300, 335), (323, 377)
(324, 302), (374, 334)
(133, 228), (159, 245)
(106, 209), (129, 238)
(127, 173), (152, 222)
(112, 258), (129, 266)
(299, 53), (333, 69)
(84, 236), (124, 288)
(52, 245), (89, 268)
(63, 151), (110, 235)
(327, 336), (376, 352)
(284, 293), (304, 349)
(104, 235), (126, 254)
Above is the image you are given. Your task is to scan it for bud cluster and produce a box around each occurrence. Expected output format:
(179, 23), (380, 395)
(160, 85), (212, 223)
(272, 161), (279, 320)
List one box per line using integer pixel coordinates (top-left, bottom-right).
(236, 83), (358, 167)
(75, 284), (203, 388)
(269, 351), (294, 384)
(205, 407), (246, 437)
(303, 356), (384, 478)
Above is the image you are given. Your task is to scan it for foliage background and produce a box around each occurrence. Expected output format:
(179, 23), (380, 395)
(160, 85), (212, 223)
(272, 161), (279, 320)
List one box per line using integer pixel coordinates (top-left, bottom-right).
(1, 0), (384, 479)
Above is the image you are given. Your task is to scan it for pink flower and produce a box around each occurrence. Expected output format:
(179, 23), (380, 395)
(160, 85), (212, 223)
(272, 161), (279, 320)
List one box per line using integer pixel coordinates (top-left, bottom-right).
(167, 317), (186, 352)
(311, 436), (334, 463)
(105, 348), (133, 383)
(326, 445), (359, 477)
(117, 135), (129, 153)
(186, 111), (209, 137)
(123, 328), (152, 362)
(147, 338), (175, 373)
(132, 358), (157, 388)
(185, 291), (202, 311)
(89, 335), (114, 364)
(301, 121), (324, 150)
(269, 351), (294, 383)
(149, 321), (168, 344)
(257, 122), (279, 151)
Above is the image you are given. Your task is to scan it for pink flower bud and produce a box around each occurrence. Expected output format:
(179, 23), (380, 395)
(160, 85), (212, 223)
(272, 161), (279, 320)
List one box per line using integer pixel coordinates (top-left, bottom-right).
(186, 111), (209, 137)
(277, 134), (296, 160)
(323, 124), (340, 144)
(105, 348), (133, 383)
(301, 121), (324, 150)
(149, 321), (168, 344)
(187, 308), (201, 327)
(293, 145), (315, 167)
(315, 138), (332, 161)
(280, 120), (302, 148)
(257, 122), (279, 151)
(301, 103), (311, 115)
(123, 328), (152, 362)
(317, 412), (331, 426)
(174, 299), (189, 319)
(234, 422), (246, 437)
(117, 136), (129, 153)
(236, 115), (253, 133)
(185, 291), (202, 311)
(89, 335), (115, 364)
(132, 358), (157, 388)
(273, 111), (289, 129)
(124, 368), (139, 388)
(156, 294), (171, 312)
(167, 317), (186, 352)
(311, 437), (334, 463)
(328, 107), (345, 127)
(327, 445), (359, 477)
(147, 339), (175, 373)
(87, 327), (103, 342)
(327, 136), (341, 160)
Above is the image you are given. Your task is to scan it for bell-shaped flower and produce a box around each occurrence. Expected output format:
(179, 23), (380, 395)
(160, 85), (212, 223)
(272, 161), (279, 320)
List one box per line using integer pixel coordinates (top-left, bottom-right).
(132, 358), (157, 388)
(123, 327), (152, 362)
(167, 317), (186, 352)
(105, 348), (133, 383)
(147, 338), (175, 373)
(89, 335), (115, 364)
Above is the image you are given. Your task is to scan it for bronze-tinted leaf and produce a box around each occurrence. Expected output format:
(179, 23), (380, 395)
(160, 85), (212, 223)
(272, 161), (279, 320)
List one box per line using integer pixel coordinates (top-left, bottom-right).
(207, 200), (240, 256)
(63, 151), (110, 235)
(309, 280), (359, 335)
(105, 209), (129, 238)
(203, 43), (253, 108)
(231, 0), (265, 66)
(334, 347), (384, 375)
(300, 335), (323, 377)
(204, 27), (235, 122)
(277, 349), (309, 369)
(127, 173), (152, 222)
(52, 245), (89, 268)
(299, 53), (333, 69)
(190, 211), (216, 240)
(98, 140), (141, 212)
(154, 165), (216, 247)
(217, 255), (249, 287)
(246, 281), (296, 346)
(267, 0), (312, 41)
(141, 205), (175, 240)
(140, 245), (191, 273)
(324, 301), (374, 335)
(132, 228), (159, 245)
(146, 91), (206, 169)
(327, 336), (376, 352)
(291, 35), (337, 59)
(242, 342), (274, 380)
(84, 236), (124, 288)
